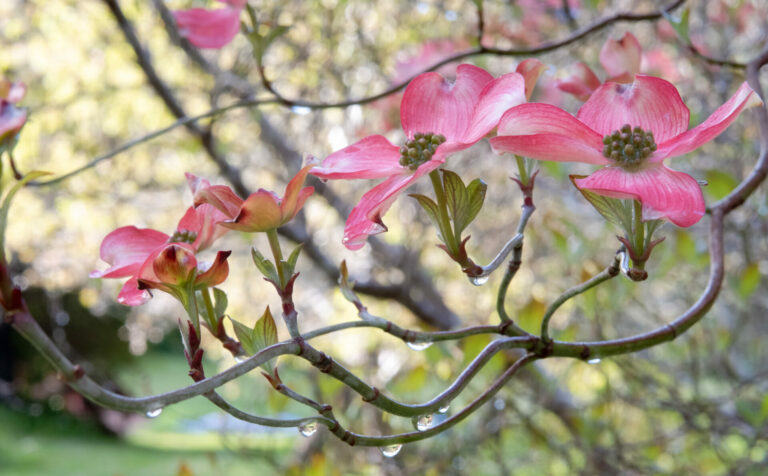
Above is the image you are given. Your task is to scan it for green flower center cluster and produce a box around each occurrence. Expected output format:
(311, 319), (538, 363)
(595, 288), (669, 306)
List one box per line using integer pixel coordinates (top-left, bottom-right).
(399, 132), (447, 170)
(602, 124), (657, 170)
(169, 229), (198, 244)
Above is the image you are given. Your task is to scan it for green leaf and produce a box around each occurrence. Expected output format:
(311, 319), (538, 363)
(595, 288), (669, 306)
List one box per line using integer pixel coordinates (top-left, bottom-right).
(461, 178), (487, 232)
(251, 247), (279, 283)
(252, 307), (278, 373)
(570, 175), (633, 232)
(0, 171), (51, 255)
(212, 287), (228, 320)
(230, 317), (256, 355)
(283, 243), (304, 277)
(440, 169), (468, 225)
(409, 193), (441, 229)
(338, 260), (360, 306)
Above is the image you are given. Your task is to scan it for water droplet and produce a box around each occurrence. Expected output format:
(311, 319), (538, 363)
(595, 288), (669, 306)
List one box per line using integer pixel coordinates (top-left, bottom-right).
(298, 421), (317, 437)
(406, 341), (432, 351)
(145, 407), (163, 418)
(438, 404), (450, 414)
(234, 355), (246, 364)
(697, 180), (708, 186)
(493, 398), (506, 411)
(381, 444), (402, 457)
(470, 275), (489, 286)
(587, 358), (601, 365)
(414, 414), (433, 431)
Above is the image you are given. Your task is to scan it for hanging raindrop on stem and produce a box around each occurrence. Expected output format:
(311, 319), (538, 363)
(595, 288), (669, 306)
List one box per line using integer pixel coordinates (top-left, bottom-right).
(587, 358), (601, 365)
(470, 275), (489, 286)
(234, 355), (246, 364)
(438, 404), (450, 414)
(413, 414), (433, 431)
(145, 407), (163, 418)
(406, 341), (432, 351)
(381, 444), (403, 457)
(299, 421), (318, 437)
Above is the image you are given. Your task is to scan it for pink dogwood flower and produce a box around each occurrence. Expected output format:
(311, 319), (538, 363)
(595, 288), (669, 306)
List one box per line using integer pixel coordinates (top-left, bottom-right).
(311, 64), (534, 250)
(186, 158), (316, 233)
(173, 0), (246, 49)
(0, 79), (27, 149)
(136, 244), (231, 299)
(491, 75), (762, 227)
(92, 204), (230, 305)
(557, 32), (680, 101)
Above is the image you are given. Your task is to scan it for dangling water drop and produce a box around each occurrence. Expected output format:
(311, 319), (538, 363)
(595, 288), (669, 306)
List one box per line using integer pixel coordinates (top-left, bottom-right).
(438, 404), (450, 414)
(406, 341), (432, 351)
(587, 358), (601, 364)
(381, 444), (402, 457)
(234, 355), (246, 364)
(414, 414), (433, 431)
(145, 407), (163, 418)
(298, 421), (318, 437)
(470, 275), (489, 286)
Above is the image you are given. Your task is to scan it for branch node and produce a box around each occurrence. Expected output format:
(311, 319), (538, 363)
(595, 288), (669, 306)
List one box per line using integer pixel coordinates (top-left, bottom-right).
(362, 386), (380, 403)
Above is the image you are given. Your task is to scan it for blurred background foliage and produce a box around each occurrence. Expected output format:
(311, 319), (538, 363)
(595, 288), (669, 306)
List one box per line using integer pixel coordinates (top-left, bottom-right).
(1, 0), (768, 474)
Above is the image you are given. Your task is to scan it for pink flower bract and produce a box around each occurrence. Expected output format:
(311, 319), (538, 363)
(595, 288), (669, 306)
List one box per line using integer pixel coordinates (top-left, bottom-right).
(0, 79), (27, 145)
(92, 204), (230, 305)
(310, 64), (532, 250)
(186, 158), (316, 233)
(491, 75), (762, 227)
(172, 0), (246, 49)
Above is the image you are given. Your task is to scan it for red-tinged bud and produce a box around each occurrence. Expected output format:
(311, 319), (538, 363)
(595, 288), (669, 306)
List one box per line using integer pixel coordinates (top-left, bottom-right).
(153, 245), (197, 285)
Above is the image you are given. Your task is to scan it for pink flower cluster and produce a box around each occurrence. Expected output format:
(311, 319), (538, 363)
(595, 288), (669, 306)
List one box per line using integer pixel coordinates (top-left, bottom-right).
(93, 163), (315, 305)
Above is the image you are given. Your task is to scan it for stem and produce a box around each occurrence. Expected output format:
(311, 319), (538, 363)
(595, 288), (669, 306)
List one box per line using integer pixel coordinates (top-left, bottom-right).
(429, 169), (459, 253)
(540, 253), (622, 342)
(200, 287), (217, 331)
(633, 200), (645, 269)
(515, 155), (530, 185)
(266, 228), (285, 287)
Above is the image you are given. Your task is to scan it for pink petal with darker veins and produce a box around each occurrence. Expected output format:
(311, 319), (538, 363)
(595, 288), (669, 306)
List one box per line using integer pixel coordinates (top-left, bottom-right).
(491, 103), (608, 164)
(574, 165), (705, 227)
(310, 135), (403, 179)
(577, 75), (690, 143)
(461, 72), (527, 144)
(90, 226), (169, 278)
(341, 163), (437, 249)
(401, 64), (493, 142)
(653, 81), (762, 162)
(116, 277), (151, 306)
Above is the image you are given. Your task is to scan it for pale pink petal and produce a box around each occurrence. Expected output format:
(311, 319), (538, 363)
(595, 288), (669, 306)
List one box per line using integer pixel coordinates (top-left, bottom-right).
(186, 173), (243, 219)
(116, 277), (151, 306)
(556, 63), (601, 101)
(176, 204), (229, 251)
(283, 186), (314, 223)
(577, 75), (689, 143)
(461, 72), (527, 144)
(172, 7), (241, 49)
(599, 32), (642, 82)
(280, 160), (317, 220)
(224, 189), (282, 232)
(90, 226), (168, 278)
(310, 135), (403, 179)
(401, 64), (493, 142)
(3, 82), (26, 104)
(653, 82), (762, 161)
(490, 103), (609, 164)
(516, 59), (546, 101)
(574, 165), (705, 227)
(342, 166), (435, 249)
